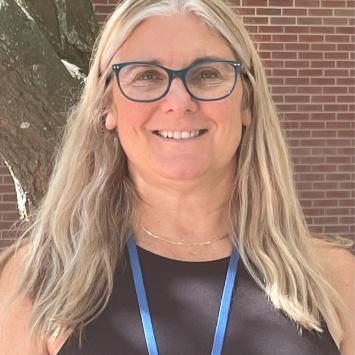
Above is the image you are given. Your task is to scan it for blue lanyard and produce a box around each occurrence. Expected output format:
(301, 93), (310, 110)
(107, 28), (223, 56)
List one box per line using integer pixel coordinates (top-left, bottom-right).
(127, 237), (240, 355)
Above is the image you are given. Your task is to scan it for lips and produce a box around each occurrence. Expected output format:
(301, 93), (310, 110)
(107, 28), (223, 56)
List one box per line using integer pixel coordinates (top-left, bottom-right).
(152, 129), (208, 139)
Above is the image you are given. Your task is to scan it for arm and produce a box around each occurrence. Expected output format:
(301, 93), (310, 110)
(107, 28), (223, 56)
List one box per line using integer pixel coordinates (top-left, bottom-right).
(311, 240), (355, 355)
(0, 247), (48, 355)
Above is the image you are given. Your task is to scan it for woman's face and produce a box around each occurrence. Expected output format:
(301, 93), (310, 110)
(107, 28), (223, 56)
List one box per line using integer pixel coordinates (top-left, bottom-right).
(107, 14), (249, 183)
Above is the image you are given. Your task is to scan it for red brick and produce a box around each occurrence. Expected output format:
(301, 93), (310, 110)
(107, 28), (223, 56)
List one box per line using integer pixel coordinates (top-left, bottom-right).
(263, 60), (284, 68)
(285, 60), (310, 68)
(300, 123), (326, 131)
(311, 60), (336, 68)
(283, 9), (307, 16)
(272, 86), (297, 94)
(275, 104), (298, 112)
(298, 52), (323, 59)
(325, 208), (351, 216)
(311, 43), (336, 50)
(3, 176), (14, 184)
(0, 203), (17, 212)
(285, 43), (310, 50)
(293, 164), (312, 172)
(336, 77), (355, 85)
(273, 69), (297, 76)
(321, 0), (347, 6)
(244, 17), (268, 24)
(272, 34), (298, 42)
(308, 9), (333, 16)
(2, 194), (17, 202)
(327, 155), (352, 163)
(337, 131), (355, 138)
(272, 51), (297, 59)
(0, 185), (15, 193)
(284, 26), (310, 33)
(336, 60), (355, 68)
(269, 0), (293, 5)
(285, 95), (310, 103)
(324, 18), (348, 25)
(271, 17), (296, 25)
(336, 113), (355, 121)
(314, 199), (338, 207)
(251, 34), (272, 42)
(298, 104), (323, 112)
(299, 34), (325, 42)
(313, 217), (339, 225)
(259, 42), (284, 50)
(324, 102), (349, 111)
(237, 8), (256, 15)
(326, 121), (352, 129)
(242, 0), (267, 5)
(323, 86), (348, 94)
(295, 0), (321, 6)
(285, 77), (310, 85)
(334, 9), (355, 16)
(310, 77), (335, 85)
(259, 26), (284, 33)
(324, 69), (349, 76)
(298, 17), (322, 25)
(311, 113), (336, 120)
(257, 8), (281, 15)
(336, 27), (355, 34)
(1, 212), (20, 221)
(311, 26), (335, 34)
(324, 52), (349, 59)
(311, 130), (337, 138)
(325, 35), (350, 42)
(297, 77), (323, 85)
(337, 95), (355, 103)
(337, 164), (355, 172)
(312, 95), (336, 103)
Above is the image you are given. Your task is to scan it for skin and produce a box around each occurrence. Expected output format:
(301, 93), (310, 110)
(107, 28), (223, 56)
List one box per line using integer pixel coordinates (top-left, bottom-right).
(106, 13), (250, 261)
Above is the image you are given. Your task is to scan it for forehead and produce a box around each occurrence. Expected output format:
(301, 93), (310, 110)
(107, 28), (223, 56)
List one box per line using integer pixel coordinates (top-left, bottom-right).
(114, 13), (235, 67)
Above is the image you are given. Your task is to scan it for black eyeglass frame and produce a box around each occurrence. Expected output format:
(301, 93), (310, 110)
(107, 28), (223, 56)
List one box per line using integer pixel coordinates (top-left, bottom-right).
(111, 59), (243, 103)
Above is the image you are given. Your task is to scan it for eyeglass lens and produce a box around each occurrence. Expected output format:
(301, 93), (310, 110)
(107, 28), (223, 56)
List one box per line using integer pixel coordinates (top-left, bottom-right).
(118, 62), (237, 101)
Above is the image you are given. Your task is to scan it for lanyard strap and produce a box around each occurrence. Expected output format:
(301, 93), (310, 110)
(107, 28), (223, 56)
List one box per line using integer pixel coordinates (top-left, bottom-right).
(127, 237), (239, 355)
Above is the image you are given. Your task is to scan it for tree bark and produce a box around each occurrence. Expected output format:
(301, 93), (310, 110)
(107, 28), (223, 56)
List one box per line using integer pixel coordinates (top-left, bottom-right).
(0, 0), (98, 210)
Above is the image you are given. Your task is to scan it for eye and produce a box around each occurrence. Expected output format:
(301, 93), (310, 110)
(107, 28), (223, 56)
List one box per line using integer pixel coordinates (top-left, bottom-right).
(199, 70), (220, 79)
(135, 71), (164, 81)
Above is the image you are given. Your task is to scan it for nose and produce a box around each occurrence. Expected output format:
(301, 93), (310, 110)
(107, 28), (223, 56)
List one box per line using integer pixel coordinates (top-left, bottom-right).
(160, 77), (198, 113)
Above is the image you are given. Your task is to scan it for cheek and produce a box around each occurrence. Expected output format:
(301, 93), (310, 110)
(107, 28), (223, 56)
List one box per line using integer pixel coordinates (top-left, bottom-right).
(115, 101), (154, 132)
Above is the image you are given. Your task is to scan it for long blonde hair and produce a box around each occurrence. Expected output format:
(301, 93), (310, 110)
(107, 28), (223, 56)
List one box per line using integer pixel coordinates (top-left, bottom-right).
(1, 0), (352, 347)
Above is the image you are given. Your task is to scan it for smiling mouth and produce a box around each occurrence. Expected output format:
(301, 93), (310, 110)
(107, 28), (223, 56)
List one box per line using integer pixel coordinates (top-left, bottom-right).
(152, 129), (208, 140)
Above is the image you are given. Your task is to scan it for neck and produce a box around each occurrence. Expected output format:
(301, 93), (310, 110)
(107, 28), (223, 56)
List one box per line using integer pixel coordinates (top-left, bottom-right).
(129, 166), (235, 260)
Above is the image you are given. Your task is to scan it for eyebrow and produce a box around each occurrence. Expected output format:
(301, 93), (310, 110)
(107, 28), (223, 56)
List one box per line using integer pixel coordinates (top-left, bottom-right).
(142, 56), (234, 67)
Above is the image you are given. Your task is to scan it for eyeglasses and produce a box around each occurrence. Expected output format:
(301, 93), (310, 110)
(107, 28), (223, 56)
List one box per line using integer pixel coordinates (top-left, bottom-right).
(111, 59), (242, 102)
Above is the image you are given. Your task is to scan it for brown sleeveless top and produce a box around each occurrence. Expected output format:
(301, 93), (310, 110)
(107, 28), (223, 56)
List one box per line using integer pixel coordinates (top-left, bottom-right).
(58, 244), (339, 355)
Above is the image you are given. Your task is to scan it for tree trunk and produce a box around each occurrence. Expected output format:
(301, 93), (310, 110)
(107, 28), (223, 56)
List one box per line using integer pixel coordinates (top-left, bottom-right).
(0, 0), (98, 210)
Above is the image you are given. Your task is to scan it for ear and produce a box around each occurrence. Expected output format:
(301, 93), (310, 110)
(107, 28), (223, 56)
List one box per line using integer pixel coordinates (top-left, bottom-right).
(105, 111), (117, 130)
(241, 109), (251, 127)
(105, 103), (119, 131)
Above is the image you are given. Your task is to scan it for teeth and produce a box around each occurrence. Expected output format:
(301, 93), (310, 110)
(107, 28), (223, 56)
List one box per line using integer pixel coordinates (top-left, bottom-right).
(156, 130), (204, 139)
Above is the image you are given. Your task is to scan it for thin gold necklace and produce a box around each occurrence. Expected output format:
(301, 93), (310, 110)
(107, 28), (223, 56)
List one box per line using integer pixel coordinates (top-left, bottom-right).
(141, 224), (229, 246)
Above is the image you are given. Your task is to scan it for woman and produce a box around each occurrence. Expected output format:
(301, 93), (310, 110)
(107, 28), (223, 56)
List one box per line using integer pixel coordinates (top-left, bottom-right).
(0, 0), (353, 354)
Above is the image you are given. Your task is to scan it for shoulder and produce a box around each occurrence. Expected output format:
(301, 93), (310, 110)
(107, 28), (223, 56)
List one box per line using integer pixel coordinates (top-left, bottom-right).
(0, 244), (48, 354)
(310, 238), (354, 354)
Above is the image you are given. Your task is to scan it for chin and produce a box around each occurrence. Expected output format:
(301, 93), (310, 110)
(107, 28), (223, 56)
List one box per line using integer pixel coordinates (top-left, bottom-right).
(154, 160), (209, 181)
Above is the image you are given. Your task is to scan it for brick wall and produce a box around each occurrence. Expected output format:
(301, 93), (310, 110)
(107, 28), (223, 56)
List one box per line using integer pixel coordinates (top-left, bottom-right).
(1, 0), (354, 249)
